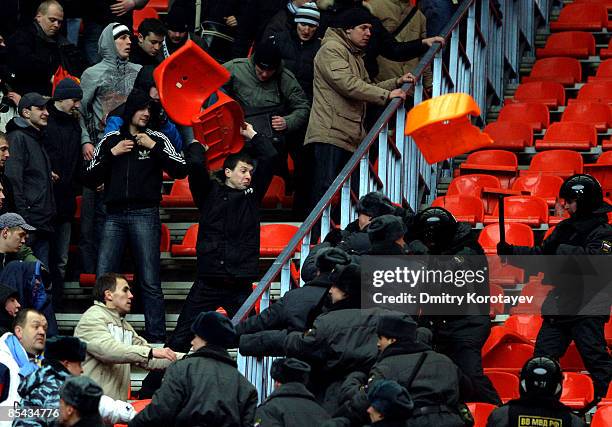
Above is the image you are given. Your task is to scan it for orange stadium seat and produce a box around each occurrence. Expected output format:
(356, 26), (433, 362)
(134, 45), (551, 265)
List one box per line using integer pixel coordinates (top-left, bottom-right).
(511, 175), (563, 207)
(171, 224), (198, 257)
(560, 372), (594, 409)
(485, 371), (520, 404)
(536, 31), (596, 58)
(522, 57), (582, 86)
(561, 102), (612, 131)
(260, 224), (299, 257)
(431, 195), (485, 225)
(161, 178), (195, 207)
(459, 150), (518, 188)
(535, 122), (598, 151)
(483, 121), (533, 151)
(478, 223), (534, 255)
(549, 3), (608, 32)
(447, 174), (504, 214)
(484, 196), (549, 227)
(520, 150), (583, 178)
(496, 102), (549, 131)
(511, 82), (566, 107)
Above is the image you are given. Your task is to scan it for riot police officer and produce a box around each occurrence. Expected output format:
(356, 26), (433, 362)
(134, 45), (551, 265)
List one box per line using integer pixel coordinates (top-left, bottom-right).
(486, 356), (586, 427)
(408, 207), (501, 405)
(497, 174), (612, 400)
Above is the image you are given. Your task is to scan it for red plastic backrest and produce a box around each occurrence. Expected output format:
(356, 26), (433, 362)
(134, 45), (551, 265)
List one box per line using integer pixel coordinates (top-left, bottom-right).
(486, 371), (520, 400)
(497, 103), (549, 131)
(133, 7), (159, 33)
(562, 102), (612, 126)
(260, 224), (299, 247)
(514, 82), (566, 106)
(530, 150), (584, 173)
(512, 175), (564, 198)
(478, 223), (535, 248)
(182, 224), (199, 246)
(170, 178), (191, 196)
(504, 314), (544, 340)
(447, 174), (502, 197)
(561, 372), (595, 401)
(493, 196), (549, 222)
(598, 151), (612, 164)
(543, 31), (596, 53)
(160, 224), (170, 252)
(591, 405), (612, 427)
(557, 3), (608, 25)
(431, 195), (485, 222)
(577, 81), (612, 102)
(597, 59), (612, 77)
(529, 57), (582, 82)
(543, 122), (598, 145)
(484, 121), (534, 146)
(465, 150), (518, 168)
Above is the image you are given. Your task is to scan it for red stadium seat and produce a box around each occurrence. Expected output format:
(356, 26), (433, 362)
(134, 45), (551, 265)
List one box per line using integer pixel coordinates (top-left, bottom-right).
(482, 342), (534, 374)
(483, 121), (533, 151)
(535, 122), (598, 151)
(512, 82), (566, 107)
(488, 256), (526, 287)
(260, 224), (299, 257)
(549, 3), (608, 32)
(484, 196), (549, 227)
(504, 315), (543, 341)
(496, 103), (549, 132)
(561, 102), (612, 131)
(589, 59), (612, 82)
(489, 283), (505, 317)
(560, 343), (586, 372)
(511, 175), (564, 207)
(536, 31), (596, 58)
(262, 177), (294, 209)
(467, 402), (497, 427)
(520, 150), (584, 179)
(160, 223), (171, 252)
(584, 153), (612, 198)
(605, 318), (612, 345)
(161, 178), (195, 207)
(171, 224), (198, 257)
(592, 405), (612, 426)
(147, 0), (169, 11)
(522, 57), (582, 86)
(601, 39), (612, 60)
(485, 371), (520, 403)
(74, 195), (82, 220)
(80, 273), (134, 287)
(575, 81), (612, 104)
(431, 195), (485, 225)
(459, 150), (518, 188)
(114, 400), (152, 427)
(560, 372), (594, 409)
(478, 223), (535, 255)
(447, 174), (504, 215)
(574, 0), (612, 11)
(509, 280), (553, 315)
(132, 7), (159, 33)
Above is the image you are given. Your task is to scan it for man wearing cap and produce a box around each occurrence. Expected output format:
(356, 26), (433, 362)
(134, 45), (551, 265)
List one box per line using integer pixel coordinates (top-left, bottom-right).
(54, 376), (104, 427)
(236, 247), (352, 356)
(0, 309), (47, 410)
(301, 192), (397, 282)
(6, 1), (86, 96)
(254, 358), (330, 426)
(84, 89), (187, 343)
(129, 311), (258, 427)
(0, 213), (38, 270)
(367, 214), (407, 255)
(44, 78), (85, 310)
(263, 0), (313, 39)
(4, 93), (55, 266)
(78, 22), (141, 274)
(223, 36), (310, 184)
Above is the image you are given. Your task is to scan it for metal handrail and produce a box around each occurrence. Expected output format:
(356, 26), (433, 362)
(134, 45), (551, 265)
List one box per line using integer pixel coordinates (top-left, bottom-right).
(231, 0), (474, 325)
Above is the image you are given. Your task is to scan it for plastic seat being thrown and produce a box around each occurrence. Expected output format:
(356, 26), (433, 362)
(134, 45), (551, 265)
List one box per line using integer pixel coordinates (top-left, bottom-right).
(405, 93), (493, 164)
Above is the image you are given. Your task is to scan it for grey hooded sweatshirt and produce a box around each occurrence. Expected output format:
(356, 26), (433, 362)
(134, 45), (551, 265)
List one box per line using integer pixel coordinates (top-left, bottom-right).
(80, 23), (142, 144)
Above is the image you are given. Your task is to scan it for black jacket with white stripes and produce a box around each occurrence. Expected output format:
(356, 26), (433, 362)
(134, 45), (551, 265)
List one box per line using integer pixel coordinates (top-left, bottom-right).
(84, 127), (188, 212)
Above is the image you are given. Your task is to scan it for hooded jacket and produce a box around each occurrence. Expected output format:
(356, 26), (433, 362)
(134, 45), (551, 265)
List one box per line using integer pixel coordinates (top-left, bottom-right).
(0, 285), (16, 337)
(305, 28), (398, 152)
(79, 23), (142, 144)
(5, 117), (56, 232)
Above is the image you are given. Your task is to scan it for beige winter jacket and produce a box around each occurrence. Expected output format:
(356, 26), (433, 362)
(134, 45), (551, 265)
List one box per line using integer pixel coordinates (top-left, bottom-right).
(368, 0), (433, 87)
(305, 28), (398, 152)
(74, 301), (176, 400)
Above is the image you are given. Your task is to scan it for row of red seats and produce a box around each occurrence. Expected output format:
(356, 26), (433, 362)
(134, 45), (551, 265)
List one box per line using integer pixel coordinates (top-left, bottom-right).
(523, 57), (612, 86)
(510, 81), (612, 108)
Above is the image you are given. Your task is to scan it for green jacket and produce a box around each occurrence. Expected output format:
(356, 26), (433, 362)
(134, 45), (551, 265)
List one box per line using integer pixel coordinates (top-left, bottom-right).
(222, 57), (310, 133)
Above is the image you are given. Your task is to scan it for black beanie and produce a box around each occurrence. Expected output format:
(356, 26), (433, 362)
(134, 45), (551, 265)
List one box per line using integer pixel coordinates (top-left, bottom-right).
(60, 376), (103, 415)
(357, 192), (395, 218)
(191, 311), (237, 348)
(367, 380), (414, 419)
(315, 247), (351, 273)
(134, 65), (156, 94)
(368, 215), (406, 243)
(122, 89), (152, 123)
(53, 78), (83, 101)
(165, 6), (191, 32)
(254, 37), (282, 70)
(336, 6), (374, 29)
(376, 315), (417, 341)
(270, 358), (311, 384)
(330, 263), (361, 296)
(45, 336), (87, 362)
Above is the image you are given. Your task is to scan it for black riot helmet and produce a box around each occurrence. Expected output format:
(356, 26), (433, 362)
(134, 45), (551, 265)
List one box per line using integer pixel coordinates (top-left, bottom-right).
(414, 207), (457, 251)
(519, 356), (563, 399)
(559, 174), (603, 217)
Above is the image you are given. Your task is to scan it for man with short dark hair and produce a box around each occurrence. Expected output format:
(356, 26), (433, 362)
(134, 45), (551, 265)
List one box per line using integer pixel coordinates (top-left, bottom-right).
(130, 18), (165, 66)
(74, 273), (179, 400)
(167, 123), (277, 352)
(5, 93), (55, 266)
(0, 309), (46, 408)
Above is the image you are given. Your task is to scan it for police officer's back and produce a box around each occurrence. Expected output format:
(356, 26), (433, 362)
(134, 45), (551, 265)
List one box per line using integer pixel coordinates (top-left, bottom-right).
(486, 357), (586, 427)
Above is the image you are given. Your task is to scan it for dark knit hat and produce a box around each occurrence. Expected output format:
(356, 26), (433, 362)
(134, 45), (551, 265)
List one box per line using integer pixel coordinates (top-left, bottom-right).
(191, 311), (237, 348)
(53, 78), (83, 101)
(45, 336), (87, 362)
(330, 263), (361, 296)
(254, 37), (282, 70)
(295, 3), (320, 26)
(60, 376), (103, 415)
(122, 89), (152, 123)
(336, 7), (374, 29)
(356, 192), (395, 218)
(315, 247), (351, 273)
(367, 380), (414, 419)
(270, 358), (311, 384)
(368, 215), (406, 243)
(377, 315), (417, 341)
(165, 6), (190, 32)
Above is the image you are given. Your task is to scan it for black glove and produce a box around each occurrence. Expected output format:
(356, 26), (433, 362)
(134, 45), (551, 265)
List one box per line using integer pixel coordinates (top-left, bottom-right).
(407, 240), (429, 255)
(323, 228), (344, 246)
(496, 241), (514, 255)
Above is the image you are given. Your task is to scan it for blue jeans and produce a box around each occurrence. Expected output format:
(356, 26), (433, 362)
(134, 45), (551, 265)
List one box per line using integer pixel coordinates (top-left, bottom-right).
(80, 21), (103, 65)
(65, 18), (82, 46)
(50, 221), (72, 310)
(97, 207), (166, 342)
(80, 187), (106, 274)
